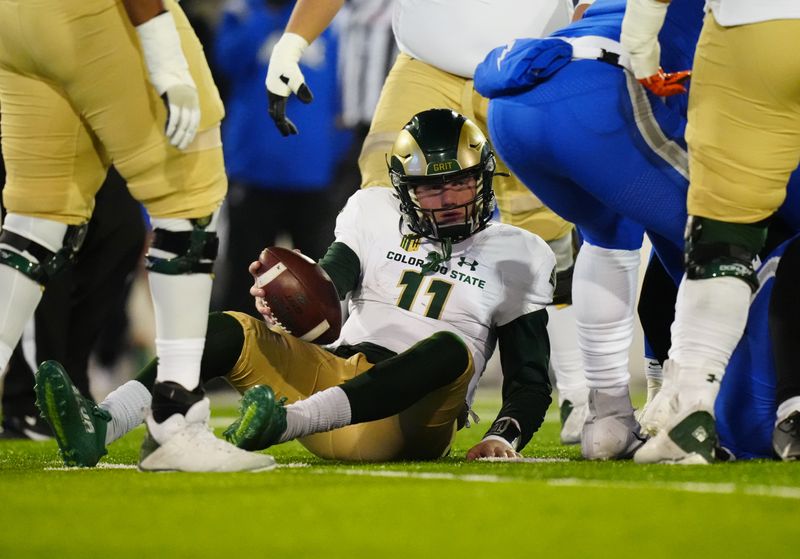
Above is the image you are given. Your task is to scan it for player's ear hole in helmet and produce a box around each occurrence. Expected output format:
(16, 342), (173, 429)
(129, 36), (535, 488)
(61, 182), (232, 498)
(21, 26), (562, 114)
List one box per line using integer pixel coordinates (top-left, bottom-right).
(388, 108), (496, 243)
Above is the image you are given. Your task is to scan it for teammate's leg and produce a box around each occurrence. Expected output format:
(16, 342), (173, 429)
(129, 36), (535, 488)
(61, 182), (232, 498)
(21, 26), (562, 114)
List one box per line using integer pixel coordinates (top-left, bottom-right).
(636, 15), (800, 464)
(573, 242), (645, 459)
(0, 70), (104, 376)
(1, 174), (145, 440)
(50, 0), (270, 471)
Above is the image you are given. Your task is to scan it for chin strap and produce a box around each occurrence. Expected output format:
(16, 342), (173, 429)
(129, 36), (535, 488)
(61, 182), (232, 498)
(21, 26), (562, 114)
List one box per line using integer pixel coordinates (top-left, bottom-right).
(420, 238), (452, 275)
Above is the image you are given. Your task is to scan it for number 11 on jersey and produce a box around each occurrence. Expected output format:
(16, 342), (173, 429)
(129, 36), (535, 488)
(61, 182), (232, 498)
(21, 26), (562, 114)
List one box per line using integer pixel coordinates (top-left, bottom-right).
(396, 270), (454, 320)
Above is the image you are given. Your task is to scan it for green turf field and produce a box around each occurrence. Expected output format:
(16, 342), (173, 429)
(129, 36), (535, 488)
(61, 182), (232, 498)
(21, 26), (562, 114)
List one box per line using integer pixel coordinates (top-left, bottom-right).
(1, 392), (798, 559)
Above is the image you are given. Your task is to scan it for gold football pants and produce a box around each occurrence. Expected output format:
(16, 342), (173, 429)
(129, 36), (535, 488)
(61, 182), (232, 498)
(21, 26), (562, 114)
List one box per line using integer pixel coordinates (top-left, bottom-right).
(686, 13), (800, 223)
(225, 312), (474, 462)
(360, 53), (573, 242)
(0, 0), (226, 224)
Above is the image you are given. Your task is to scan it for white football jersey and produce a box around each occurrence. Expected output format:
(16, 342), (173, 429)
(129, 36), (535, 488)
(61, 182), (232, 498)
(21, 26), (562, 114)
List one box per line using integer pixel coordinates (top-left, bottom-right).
(706, 0), (800, 26)
(392, 0), (574, 78)
(331, 188), (555, 387)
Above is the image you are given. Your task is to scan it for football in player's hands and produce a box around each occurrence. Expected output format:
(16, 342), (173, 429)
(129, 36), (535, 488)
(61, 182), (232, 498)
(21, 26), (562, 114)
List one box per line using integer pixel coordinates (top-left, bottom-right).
(253, 247), (341, 344)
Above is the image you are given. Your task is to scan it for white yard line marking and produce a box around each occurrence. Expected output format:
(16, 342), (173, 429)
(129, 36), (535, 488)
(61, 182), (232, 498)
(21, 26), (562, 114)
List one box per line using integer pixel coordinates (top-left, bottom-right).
(277, 462), (312, 469)
(319, 469), (513, 483)
(37, 459), (800, 500)
(313, 469), (800, 499)
(46, 462), (309, 471)
(549, 478), (737, 494)
(476, 457), (571, 463)
(548, 478), (800, 500)
(45, 463), (137, 471)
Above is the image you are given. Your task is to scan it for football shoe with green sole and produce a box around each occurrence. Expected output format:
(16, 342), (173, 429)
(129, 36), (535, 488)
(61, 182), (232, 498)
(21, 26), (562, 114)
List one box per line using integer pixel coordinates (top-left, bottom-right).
(34, 360), (110, 467)
(224, 385), (287, 451)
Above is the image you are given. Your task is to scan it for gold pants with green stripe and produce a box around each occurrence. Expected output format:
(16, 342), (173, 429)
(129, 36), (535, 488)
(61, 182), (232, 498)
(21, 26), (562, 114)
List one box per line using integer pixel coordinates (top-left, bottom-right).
(225, 312), (474, 462)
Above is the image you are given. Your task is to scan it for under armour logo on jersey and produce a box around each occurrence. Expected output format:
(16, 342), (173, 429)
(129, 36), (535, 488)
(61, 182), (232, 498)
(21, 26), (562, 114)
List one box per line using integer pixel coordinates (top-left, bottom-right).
(706, 373), (719, 384)
(457, 257), (479, 271)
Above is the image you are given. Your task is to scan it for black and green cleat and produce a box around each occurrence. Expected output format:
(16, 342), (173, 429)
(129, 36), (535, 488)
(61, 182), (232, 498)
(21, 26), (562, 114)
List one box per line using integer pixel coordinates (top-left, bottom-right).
(223, 385), (287, 451)
(34, 360), (111, 467)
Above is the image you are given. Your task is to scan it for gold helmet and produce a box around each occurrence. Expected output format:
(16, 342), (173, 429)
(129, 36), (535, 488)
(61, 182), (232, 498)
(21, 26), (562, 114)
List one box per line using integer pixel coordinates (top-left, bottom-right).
(388, 109), (496, 242)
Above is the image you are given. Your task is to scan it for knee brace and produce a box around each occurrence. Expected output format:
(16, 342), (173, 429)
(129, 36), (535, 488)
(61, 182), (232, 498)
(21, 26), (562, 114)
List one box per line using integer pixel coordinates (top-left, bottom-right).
(146, 214), (219, 275)
(684, 216), (768, 292)
(0, 221), (88, 286)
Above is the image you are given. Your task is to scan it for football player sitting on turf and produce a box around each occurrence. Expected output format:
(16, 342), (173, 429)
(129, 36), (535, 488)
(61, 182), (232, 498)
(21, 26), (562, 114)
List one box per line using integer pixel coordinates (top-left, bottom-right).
(35, 109), (557, 466)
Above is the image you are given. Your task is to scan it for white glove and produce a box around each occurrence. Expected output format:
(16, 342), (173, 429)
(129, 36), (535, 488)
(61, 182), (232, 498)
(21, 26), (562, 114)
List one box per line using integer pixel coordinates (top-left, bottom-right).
(136, 11), (201, 150)
(620, 0), (670, 80)
(265, 32), (314, 136)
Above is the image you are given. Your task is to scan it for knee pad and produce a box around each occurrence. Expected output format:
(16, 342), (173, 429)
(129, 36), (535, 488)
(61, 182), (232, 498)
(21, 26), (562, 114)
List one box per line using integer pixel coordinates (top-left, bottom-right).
(684, 216), (768, 292)
(0, 215), (88, 286)
(146, 213), (219, 275)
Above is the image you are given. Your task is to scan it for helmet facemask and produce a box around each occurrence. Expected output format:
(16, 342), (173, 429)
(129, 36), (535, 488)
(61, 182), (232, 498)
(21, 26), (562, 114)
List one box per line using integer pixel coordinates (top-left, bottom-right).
(393, 162), (496, 243)
(389, 109), (497, 244)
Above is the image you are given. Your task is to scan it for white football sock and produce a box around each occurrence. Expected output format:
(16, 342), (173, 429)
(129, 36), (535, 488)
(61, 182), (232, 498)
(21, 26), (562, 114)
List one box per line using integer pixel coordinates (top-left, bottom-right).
(573, 243), (640, 390)
(152, 337), (207, 391)
(280, 387), (352, 442)
(148, 214), (218, 391)
(99, 380), (152, 444)
(547, 305), (587, 405)
(669, 276), (752, 384)
(644, 358), (663, 403)
(0, 215), (67, 371)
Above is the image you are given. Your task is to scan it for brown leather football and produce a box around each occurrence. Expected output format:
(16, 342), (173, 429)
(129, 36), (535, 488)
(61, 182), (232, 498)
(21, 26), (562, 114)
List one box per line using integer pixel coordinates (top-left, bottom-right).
(255, 246), (342, 344)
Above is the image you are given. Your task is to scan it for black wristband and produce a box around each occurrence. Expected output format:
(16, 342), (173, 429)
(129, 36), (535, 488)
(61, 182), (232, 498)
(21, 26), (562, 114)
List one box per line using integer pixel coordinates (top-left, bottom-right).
(484, 417), (521, 449)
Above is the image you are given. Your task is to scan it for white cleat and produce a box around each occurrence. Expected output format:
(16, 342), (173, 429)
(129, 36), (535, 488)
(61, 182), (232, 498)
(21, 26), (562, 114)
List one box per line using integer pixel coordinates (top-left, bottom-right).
(635, 361), (723, 464)
(139, 398), (276, 473)
(634, 397), (717, 465)
(560, 400), (589, 445)
(581, 387), (646, 460)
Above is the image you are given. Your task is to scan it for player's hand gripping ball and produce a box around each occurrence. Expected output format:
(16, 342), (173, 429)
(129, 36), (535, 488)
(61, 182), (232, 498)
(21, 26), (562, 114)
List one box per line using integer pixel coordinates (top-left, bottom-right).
(250, 247), (342, 344)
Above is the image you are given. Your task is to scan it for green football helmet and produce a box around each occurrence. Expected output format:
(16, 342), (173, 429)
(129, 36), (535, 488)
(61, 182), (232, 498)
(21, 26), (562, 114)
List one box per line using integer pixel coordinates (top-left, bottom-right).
(388, 109), (496, 242)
